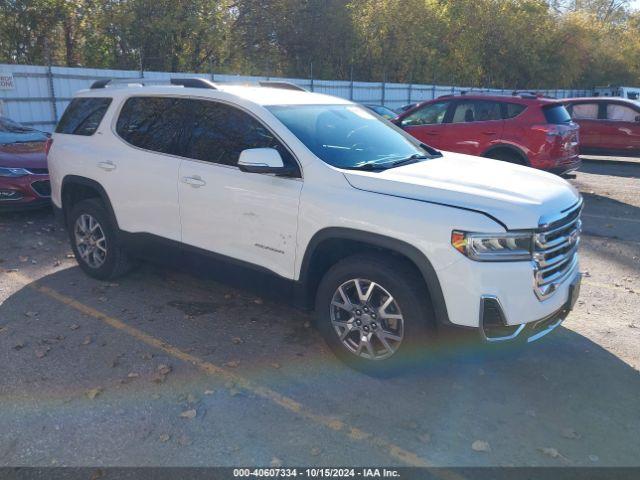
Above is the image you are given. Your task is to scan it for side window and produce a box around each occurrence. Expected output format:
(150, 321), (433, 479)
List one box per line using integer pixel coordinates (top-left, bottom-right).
(451, 100), (501, 123)
(56, 98), (112, 135)
(185, 100), (298, 172)
(504, 103), (526, 119)
(401, 102), (449, 126)
(570, 103), (599, 120)
(606, 104), (638, 122)
(116, 97), (191, 155)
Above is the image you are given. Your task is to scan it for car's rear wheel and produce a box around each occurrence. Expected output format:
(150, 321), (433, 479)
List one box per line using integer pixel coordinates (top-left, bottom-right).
(315, 254), (434, 375)
(67, 198), (134, 280)
(485, 149), (526, 166)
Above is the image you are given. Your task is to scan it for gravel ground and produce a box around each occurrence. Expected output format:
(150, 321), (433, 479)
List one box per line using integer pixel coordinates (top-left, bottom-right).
(0, 159), (638, 468)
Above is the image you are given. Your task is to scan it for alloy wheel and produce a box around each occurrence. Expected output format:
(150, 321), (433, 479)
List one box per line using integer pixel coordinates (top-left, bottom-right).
(329, 278), (404, 360)
(74, 213), (107, 269)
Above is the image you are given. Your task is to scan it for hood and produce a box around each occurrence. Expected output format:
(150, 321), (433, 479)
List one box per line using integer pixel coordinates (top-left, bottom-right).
(0, 141), (47, 170)
(342, 151), (581, 230)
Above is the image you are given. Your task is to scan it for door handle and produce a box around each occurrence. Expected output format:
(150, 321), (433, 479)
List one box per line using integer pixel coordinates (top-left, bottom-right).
(182, 176), (206, 187)
(426, 131), (440, 135)
(481, 131), (498, 135)
(97, 161), (116, 171)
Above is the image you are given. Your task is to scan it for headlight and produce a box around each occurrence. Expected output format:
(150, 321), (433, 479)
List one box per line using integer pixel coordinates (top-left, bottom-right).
(0, 167), (31, 177)
(451, 230), (533, 261)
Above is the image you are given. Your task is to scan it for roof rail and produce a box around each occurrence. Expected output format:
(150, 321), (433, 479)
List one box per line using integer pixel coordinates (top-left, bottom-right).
(90, 78), (145, 89)
(169, 78), (217, 89)
(90, 77), (218, 90)
(258, 81), (306, 92)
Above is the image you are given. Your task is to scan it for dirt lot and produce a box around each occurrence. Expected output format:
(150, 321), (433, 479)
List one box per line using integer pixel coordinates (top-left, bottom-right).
(1, 159), (639, 468)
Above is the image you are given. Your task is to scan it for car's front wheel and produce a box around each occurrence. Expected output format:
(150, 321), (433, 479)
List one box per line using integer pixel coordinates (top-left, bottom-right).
(315, 254), (434, 375)
(67, 198), (134, 280)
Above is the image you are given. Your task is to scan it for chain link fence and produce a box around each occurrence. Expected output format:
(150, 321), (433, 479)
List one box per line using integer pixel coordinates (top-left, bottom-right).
(0, 63), (593, 131)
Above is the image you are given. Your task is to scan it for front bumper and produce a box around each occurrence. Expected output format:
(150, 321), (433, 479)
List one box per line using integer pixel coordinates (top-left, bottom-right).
(0, 174), (51, 211)
(480, 272), (581, 343)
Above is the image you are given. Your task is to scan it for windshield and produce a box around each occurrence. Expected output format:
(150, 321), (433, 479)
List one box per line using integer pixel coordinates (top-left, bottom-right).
(268, 104), (435, 170)
(0, 117), (48, 145)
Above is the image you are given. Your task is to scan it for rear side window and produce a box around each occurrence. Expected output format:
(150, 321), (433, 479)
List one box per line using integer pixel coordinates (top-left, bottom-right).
(116, 97), (192, 155)
(56, 98), (112, 135)
(186, 100), (297, 170)
(451, 100), (501, 123)
(570, 103), (599, 120)
(543, 104), (572, 124)
(504, 103), (526, 119)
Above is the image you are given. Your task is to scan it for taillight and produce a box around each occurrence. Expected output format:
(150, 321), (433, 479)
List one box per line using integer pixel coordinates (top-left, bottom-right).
(44, 138), (53, 156)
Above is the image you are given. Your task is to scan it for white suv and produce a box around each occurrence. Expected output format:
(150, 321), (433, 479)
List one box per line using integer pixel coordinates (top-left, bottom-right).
(48, 78), (582, 372)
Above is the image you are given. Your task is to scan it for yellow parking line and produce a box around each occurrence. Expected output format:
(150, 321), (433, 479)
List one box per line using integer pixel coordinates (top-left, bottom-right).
(8, 271), (464, 472)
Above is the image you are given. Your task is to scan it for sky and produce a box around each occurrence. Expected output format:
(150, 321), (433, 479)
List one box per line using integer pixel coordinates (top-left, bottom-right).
(632, 0), (640, 10)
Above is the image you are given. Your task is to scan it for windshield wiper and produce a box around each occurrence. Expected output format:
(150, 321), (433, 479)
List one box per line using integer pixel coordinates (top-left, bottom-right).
(386, 153), (429, 168)
(343, 161), (389, 172)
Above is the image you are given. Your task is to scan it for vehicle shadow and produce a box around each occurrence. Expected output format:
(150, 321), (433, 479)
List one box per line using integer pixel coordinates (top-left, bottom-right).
(1, 265), (639, 467)
(579, 160), (640, 179)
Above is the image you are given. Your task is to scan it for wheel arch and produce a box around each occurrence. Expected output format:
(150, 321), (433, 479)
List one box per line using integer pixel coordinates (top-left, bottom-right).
(61, 175), (119, 230)
(482, 144), (529, 166)
(298, 228), (451, 325)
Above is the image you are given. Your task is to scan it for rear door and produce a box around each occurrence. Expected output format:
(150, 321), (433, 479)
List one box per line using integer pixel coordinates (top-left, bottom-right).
(108, 96), (185, 241)
(398, 101), (451, 149)
(566, 101), (602, 151)
(603, 102), (640, 154)
(440, 100), (504, 155)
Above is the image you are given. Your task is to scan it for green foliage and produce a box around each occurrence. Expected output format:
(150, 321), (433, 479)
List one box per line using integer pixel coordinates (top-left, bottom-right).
(0, 0), (638, 87)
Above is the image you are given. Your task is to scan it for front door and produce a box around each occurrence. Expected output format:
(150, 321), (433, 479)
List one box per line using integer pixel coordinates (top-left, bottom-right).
(602, 102), (640, 154)
(399, 100), (451, 149)
(177, 99), (303, 279)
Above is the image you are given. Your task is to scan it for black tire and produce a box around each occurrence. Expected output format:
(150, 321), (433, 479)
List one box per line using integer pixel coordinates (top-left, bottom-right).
(67, 198), (134, 280)
(485, 150), (526, 166)
(315, 253), (435, 376)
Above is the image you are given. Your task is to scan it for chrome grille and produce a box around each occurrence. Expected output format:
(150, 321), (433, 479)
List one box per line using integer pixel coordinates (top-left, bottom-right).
(533, 200), (582, 300)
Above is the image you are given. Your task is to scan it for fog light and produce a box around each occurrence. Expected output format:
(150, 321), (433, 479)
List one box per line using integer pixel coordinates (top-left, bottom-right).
(0, 189), (23, 201)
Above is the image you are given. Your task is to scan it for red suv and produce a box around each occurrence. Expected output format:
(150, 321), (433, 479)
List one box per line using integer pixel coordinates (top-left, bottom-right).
(394, 93), (581, 174)
(560, 97), (640, 157)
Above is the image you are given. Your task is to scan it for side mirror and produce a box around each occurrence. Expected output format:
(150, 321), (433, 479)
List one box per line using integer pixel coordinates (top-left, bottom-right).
(238, 148), (293, 176)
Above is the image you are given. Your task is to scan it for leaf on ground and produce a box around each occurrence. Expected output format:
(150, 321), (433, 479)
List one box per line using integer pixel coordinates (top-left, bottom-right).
(225, 360), (240, 368)
(271, 362), (281, 369)
(270, 457), (283, 467)
(69, 324), (80, 330)
(177, 434), (192, 446)
(179, 409), (197, 419)
(13, 341), (25, 350)
(35, 347), (50, 358)
(561, 428), (580, 440)
(82, 335), (93, 345)
(253, 298), (264, 305)
(310, 447), (321, 456)
(158, 434), (170, 443)
(24, 311), (38, 318)
(157, 364), (172, 375)
(204, 389), (215, 395)
(231, 337), (243, 344)
(86, 387), (103, 399)
(127, 372), (140, 378)
(539, 447), (563, 459)
(418, 433), (431, 444)
(472, 440), (491, 452)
